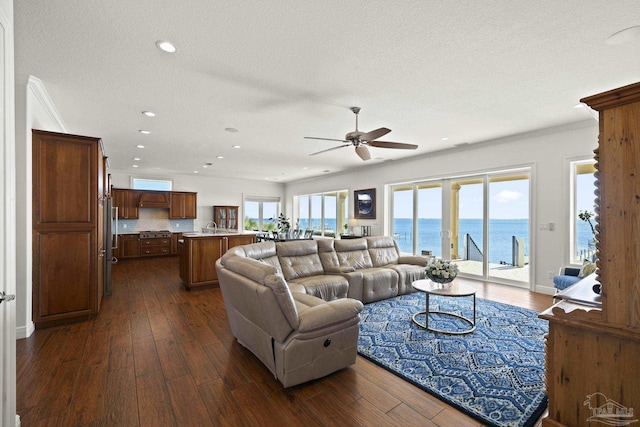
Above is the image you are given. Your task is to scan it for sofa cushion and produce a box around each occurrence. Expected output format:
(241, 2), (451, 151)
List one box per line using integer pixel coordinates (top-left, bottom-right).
(553, 274), (581, 291)
(366, 236), (399, 267)
(289, 274), (349, 301)
(388, 263), (425, 295)
(276, 240), (325, 281)
(334, 238), (374, 269)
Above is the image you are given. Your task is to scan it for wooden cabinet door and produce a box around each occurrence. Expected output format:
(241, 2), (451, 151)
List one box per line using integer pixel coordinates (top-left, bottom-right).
(169, 193), (184, 219)
(227, 234), (255, 250)
(112, 189), (140, 219)
(171, 192), (197, 219)
(112, 189), (126, 218)
(189, 237), (223, 286)
(183, 192), (197, 219)
(120, 234), (140, 258)
(214, 206), (238, 229)
(171, 232), (182, 255)
(32, 130), (101, 326)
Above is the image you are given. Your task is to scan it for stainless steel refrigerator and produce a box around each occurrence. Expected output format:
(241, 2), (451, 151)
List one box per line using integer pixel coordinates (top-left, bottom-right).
(104, 196), (118, 296)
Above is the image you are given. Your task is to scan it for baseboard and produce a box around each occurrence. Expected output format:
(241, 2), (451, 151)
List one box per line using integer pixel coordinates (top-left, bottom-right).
(534, 284), (556, 296)
(16, 414), (21, 427)
(16, 321), (35, 339)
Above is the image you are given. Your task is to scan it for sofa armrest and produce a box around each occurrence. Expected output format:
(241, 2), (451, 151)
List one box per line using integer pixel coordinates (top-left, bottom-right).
(324, 266), (356, 274)
(397, 255), (429, 266)
(297, 299), (363, 333)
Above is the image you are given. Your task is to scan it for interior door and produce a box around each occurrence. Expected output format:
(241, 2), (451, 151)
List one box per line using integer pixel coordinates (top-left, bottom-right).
(0, 6), (17, 425)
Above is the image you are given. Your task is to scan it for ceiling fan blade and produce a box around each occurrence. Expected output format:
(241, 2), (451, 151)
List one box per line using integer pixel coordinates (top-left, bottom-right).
(309, 144), (350, 156)
(359, 127), (391, 142)
(355, 145), (371, 161)
(304, 136), (350, 143)
(368, 140), (418, 150)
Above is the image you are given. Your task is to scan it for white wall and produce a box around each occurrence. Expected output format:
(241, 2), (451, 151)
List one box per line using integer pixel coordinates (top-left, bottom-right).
(14, 76), (66, 338)
(109, 170), (285, 231)
(285, 121), (599, 295)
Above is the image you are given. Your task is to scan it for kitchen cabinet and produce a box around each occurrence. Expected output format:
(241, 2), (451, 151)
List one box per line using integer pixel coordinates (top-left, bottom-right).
(171, 232), (182, 255)
(140, 237), (171, 256)
(112, 188), (141, 219)
(179, 233), (256, 290)
(170, 191), (197, 219)
(32, 129), (105, 327)
(116, 234), (141, 258)
(213, 205), (239, 230)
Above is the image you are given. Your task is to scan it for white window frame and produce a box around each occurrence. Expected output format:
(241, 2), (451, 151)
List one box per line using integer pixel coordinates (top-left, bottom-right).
(131, 177), (173, 191)
(242, 195), (281, 232)
(569, 158), (597, 264)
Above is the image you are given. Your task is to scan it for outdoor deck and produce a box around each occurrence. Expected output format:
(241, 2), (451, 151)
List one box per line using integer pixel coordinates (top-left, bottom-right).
(455, 260), (530, 283)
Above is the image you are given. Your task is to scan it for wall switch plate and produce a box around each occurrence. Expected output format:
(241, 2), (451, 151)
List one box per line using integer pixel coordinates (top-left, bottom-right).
(176, 223), (180, 228)
(123, 224), (127, 229)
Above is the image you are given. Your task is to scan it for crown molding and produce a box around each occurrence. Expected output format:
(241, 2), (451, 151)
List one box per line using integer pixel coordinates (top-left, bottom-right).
(26, 75), (67, 132)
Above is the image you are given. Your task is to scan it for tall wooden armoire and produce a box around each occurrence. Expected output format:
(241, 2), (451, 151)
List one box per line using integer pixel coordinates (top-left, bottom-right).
(32, 130), (106, 328)
(540, 82), (640, 426)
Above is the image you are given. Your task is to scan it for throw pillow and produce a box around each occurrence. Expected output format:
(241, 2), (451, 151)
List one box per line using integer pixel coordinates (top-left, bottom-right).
(579, 260), (596, 278)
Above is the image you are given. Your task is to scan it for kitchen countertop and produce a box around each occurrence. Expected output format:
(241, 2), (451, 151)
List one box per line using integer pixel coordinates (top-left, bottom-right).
(180, 231), (257, 238)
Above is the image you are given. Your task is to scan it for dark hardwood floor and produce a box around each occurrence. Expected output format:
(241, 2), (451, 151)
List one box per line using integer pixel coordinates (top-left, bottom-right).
(16, 256), (552, 427)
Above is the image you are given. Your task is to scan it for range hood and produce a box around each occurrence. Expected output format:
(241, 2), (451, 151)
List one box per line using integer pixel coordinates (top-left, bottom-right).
(138, 191), (170, 208)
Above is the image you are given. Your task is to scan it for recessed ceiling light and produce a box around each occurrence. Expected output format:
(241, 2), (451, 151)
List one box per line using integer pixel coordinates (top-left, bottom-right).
(441, 137), (449, 141)
(302, 167), (308, 170)
(136, 145), (145, 149)
(132, 165), (139, 168)
(133, 157), (141, 161)
(232, 145), (241, 149)
(225, 127), (239, 133)
(142, 111), (156, 117)
(139, 130), (151, 135)
(202, 165), (208, 168)
(605, 25), (640, 45)
(156, 40), (177, 53)
(193, 170), (198, 174)
(216, 156), (224, 159)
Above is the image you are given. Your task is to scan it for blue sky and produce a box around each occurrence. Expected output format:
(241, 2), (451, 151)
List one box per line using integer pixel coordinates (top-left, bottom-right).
(393, 174), (596, 219)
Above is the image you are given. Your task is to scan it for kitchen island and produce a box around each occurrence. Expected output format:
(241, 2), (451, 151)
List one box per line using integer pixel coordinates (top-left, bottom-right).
(178, 231), (256, 290)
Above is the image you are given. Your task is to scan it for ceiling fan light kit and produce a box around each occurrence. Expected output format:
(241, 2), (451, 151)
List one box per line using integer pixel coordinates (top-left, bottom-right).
(305, 107), (418, 161)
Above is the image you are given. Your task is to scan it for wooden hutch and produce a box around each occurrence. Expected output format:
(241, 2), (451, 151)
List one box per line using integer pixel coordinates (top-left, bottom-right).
(539, 82), (640, 426)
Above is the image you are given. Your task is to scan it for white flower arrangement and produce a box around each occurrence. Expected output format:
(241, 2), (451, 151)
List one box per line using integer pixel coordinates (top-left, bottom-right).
(426, 258), (459, 284)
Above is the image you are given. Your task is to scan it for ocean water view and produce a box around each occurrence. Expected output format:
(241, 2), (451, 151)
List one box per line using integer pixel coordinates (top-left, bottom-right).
(250, 217), (595, 264)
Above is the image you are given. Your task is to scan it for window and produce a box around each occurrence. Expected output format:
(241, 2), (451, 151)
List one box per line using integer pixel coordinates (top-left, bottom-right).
(294, 190), (348, 237)
(243, 196), (280, 232)
(571, 159), (597, 263)
(132, 178), (172, 191)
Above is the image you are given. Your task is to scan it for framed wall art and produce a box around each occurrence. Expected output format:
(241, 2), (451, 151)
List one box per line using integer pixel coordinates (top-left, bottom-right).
(354, 188), (376, 219)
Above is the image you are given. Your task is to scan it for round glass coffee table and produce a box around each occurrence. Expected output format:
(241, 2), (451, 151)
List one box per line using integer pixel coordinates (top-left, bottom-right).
(411, 279), (477, 334)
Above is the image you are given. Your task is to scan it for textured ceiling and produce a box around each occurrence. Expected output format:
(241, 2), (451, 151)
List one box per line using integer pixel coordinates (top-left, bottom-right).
(14, 1), (640, 183)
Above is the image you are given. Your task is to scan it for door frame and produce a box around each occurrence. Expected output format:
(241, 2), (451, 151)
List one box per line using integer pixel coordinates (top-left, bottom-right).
(0, 3), (17, 425)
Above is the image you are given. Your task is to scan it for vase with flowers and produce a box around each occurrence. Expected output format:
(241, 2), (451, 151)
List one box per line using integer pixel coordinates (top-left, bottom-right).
(425, 258), (459, 284)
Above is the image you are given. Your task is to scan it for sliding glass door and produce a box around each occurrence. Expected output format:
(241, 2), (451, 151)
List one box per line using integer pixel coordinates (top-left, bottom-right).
(391, 168), (530, 286)
(487, 175), (530, 282)
(451, 179), (484, 277)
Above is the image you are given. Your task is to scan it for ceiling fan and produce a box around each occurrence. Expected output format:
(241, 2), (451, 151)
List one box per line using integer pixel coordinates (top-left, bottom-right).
(305, 107), (418, 161)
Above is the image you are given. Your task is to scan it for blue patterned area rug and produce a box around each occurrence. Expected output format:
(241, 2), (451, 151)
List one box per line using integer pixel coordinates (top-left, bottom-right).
(358, 293), (548, 427)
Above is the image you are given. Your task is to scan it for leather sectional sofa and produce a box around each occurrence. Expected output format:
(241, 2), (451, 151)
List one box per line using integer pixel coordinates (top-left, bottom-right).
(215, 235), (428, 387)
